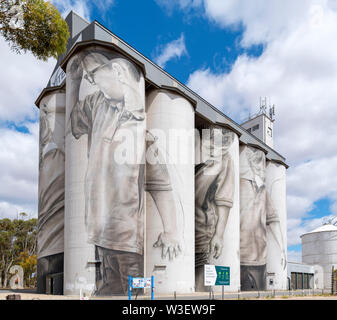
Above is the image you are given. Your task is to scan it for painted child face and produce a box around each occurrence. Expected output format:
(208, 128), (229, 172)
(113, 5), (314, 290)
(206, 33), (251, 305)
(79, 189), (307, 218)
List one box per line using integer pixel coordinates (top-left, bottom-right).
(212, 128), (234, 154)
(250, 149), (265, 178)
(89, 63), (125, 104)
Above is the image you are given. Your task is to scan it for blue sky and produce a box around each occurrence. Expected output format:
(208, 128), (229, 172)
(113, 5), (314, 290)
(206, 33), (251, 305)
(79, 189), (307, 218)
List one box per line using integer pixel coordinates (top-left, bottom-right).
(91, 1), (264, 89)
(1, 0), (337, 263)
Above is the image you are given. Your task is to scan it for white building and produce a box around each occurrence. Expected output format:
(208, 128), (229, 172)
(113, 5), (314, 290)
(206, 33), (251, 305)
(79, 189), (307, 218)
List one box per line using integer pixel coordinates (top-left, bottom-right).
(241, 106), (275, 149)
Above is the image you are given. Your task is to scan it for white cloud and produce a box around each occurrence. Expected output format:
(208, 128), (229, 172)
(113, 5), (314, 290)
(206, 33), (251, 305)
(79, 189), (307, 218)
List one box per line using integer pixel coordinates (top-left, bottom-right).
(52, 0), (115, 21)
(0, 33), (54, 220)
(287, 214), (336, 249)
(154, 34), (188, 68)
(0, 124), (39, 219)
(52, 0), (91, 21)
(0, 201), (37, 220)
(287, 250), (302, 263)
(183, 1), (337, 248)
(203, 0), (311, 47)
(0, 38), (55, 123)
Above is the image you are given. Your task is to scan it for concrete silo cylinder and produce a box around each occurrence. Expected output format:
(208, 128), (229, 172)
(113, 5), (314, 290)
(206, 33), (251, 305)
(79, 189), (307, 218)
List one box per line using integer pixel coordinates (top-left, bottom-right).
(265, 160), (288, 290)
(37, 90), (65, 294)
(195, 125), (240, 292)
(302, 225), (337, 290)
(145, 88), (195, 294)
(239, 145), (287, 291)
(64, 45), (146, 296)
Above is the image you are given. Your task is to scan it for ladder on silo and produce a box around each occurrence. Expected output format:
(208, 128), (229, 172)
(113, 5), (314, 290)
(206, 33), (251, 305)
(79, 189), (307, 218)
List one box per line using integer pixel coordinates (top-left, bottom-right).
(331, 266), (337, 295)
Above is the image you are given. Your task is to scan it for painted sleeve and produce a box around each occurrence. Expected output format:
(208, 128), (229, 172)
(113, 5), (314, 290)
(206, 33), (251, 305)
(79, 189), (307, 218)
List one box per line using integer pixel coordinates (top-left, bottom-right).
(145, 135), (172, 191)
(266, 190), (279, 224)
(214, 156), (234, 208)
(70, 98), (89, 140)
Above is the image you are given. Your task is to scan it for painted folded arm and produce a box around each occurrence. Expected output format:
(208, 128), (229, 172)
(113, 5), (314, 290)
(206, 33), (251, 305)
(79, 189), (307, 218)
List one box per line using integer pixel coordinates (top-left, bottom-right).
(70, 100), (89, 139)
(268, 221), (287, 269)
(210, 156), (234, 259)
(151, 190), (182, 261)
(119, 106), (145, 123)
(266, 193), (287, 269)
(210, 206), (230, 259)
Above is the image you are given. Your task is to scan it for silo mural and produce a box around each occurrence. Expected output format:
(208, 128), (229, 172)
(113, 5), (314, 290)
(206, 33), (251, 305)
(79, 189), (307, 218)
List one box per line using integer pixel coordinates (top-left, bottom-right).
(37, 90), (65, 294)
(239, 145), (286, 291)
(145, 89), (195, 293)
(35, 12), (291, 297)
(64, 45), (146, 295)
(195, 126), (240, 292)
(265, 160), (288, 290)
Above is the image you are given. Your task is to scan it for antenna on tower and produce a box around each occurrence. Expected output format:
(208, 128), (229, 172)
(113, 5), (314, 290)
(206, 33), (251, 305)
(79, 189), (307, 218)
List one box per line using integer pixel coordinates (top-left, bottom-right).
(259, 96), (267, 115)
(323, 216), (337, 226)
(269, 104), (276, 120)
(330, 216), (337, 226)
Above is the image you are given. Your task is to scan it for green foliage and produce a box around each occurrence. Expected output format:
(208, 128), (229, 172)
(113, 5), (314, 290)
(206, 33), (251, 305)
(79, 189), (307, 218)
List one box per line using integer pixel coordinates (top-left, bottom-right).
(18, 250), (37, 287)
(0, 215), (38, 288)
(0, 0), (69, 60)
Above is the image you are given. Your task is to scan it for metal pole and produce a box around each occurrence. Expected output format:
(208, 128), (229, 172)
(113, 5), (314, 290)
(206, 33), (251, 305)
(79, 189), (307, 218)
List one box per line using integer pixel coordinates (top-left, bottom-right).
(129, 276), (132, 300)
(151, 276), (154, 300)
(222, 285), (224, 300)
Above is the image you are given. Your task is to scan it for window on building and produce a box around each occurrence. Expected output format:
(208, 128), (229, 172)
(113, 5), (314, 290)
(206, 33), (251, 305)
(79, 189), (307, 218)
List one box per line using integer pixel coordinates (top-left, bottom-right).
(303, 273), (308, 289)
(308, 274), (314, 289)
(297, 273), (303, 289)
(267, 127), (272, 137)
(252, 124), (259, 131)
(291, 272), (314, 290)
(247, 128), (252, 133)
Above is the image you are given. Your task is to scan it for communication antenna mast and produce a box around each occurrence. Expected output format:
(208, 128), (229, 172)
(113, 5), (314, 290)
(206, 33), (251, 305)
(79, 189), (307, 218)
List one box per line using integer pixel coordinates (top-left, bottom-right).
(269, 104), (276, 121)
(330, 216), (337, 226)
(259, 96), (267, 115)
(323, 216), (337, 226)
(259, 96), (276, 120)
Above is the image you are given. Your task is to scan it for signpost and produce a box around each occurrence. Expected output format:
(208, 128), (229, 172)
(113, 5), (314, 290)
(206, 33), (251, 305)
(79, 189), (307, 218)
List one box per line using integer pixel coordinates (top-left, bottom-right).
(128, 276), (154, 300)
(204, 265), (230, 299)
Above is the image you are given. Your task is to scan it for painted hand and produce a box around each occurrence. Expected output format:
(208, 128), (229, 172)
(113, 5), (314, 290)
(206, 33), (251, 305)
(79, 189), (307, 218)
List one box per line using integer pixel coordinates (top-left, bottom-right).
(153, 232), (182, 260)
(209, 235), (223, 259)
(120, 110), (133, 123)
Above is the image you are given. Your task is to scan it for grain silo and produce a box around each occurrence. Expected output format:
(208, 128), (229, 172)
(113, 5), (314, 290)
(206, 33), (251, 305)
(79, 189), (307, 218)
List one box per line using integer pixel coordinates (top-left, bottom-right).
(301, 223), (337, 290)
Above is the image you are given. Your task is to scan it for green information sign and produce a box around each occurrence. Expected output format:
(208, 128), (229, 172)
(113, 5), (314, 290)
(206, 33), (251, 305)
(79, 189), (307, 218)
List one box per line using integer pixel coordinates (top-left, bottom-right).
(204, 265), (230, 286)
(214, 266), (230, 286)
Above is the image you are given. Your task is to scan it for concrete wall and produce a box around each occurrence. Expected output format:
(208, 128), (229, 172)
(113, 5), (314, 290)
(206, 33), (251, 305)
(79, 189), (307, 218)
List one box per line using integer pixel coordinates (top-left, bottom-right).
(145, 89), (195, 294)
(241, 114), (274, 149)
(265, 161), (287, 290)
(241, 115), (264, 142)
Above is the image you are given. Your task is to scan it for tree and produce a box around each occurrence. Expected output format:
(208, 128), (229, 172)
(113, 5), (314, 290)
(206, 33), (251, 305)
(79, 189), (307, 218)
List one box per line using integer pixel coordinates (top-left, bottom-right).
(0, 0), (69, 60)
(0, 216), (37, 288)
(18, 250), (37, 287)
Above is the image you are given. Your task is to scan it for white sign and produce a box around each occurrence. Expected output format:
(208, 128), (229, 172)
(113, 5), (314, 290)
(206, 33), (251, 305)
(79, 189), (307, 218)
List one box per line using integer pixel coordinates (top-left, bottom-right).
(204, 265), (217, 286)
(132, 277), (152, 288)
